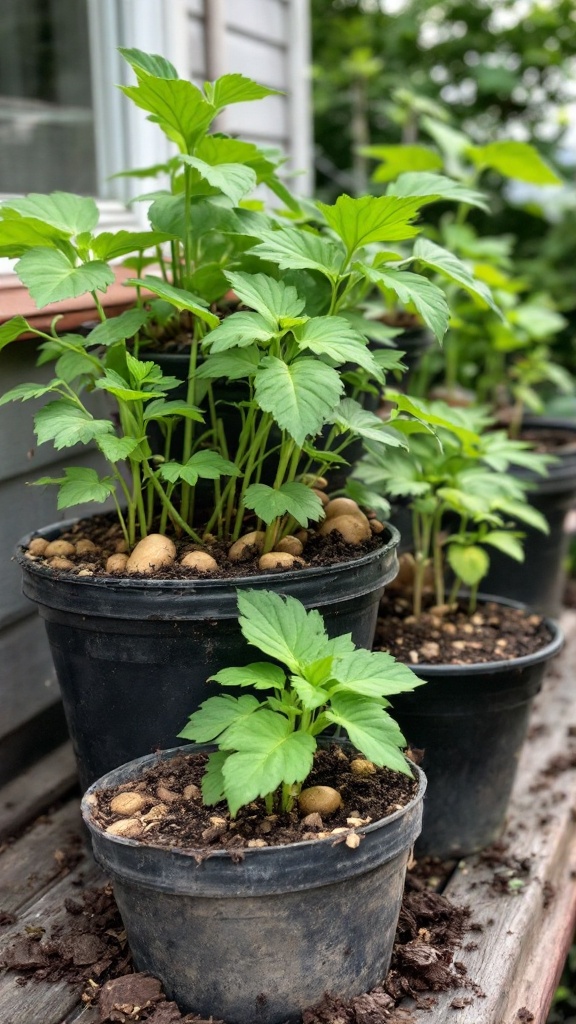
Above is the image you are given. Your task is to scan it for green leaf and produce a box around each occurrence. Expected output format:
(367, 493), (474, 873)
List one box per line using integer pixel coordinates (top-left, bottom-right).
(360, 264), (449, 342)
(34, 466), (116, 509)
(0, 380), (62, 407)
(160, 451), (240, 486)
(120, 47), (179, 80)
(143, 399), (204, 423)
(294, 317), (380, 376)
(331, 649), (424, 699)
(318, 195), (428, 255)
(91, 230), (177, 261)
(179, 156), (257, 206)
(447, 544), (490, 586)
(244, 481), (325, 527)
(483, 531), (525, 562)
(289, 675), (331, 711)
(97, 434), (142, 462)
(1, 192), (99, 235)
(496, 498), (549, 534)
(225, 272), (305, 325)
(34, 402), (114, 449)
(200, 751), (228, 806)
(16, 249), (114, 307)
(387, 173), (489, 211)
(331, 398), (408, 448)
(120, 77), (214, 152)
(206, 74), (281, 111)
(237, 590), (329, 674)
(468, 141), (561, 185)
(221, 715), (316, 816)
(126, 277), (219, 328)
(365, 145), (443, 183)
(211, 663), (287, 691)
(411, 238), (501, 316)
(249, 227), (345, 279)
(179, 694), (262, 743)
(0, 316), (30, 351)
(344, 479), (391, 518)
(86, 309), (149, 347)
(54, 350), (97, 382)
(0, 213), (69, 255)
(196, 348), (260, 381)
(205, 312), (276, 352)
(254, 356), (343, 446)
(325, 693), (410, 775)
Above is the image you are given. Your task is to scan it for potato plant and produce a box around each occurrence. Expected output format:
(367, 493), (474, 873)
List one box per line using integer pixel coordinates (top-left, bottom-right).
(179, 589), (424, 816)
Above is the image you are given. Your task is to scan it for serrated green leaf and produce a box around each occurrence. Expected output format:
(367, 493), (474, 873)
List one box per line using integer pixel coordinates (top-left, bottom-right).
(447, 544), (489, 586)
(205, 312), (276, 352)
(255, 356), (342, 446)
(15, 249), (114, 307)
(468, 141), (561, 185)
(483, 531), (525, 562)
(221, 716), (315, 816)
(344, 479), (391, 518)
(0, 213), (69, 255)
(331, 398), (407, 447)
(360, 264), (449, 343)
(237, 590), (329, 674)
(86, 309), (149, 347)
(1, 192), (99, 235)
(211, 663), (287, 691)
(126, 277), (219, 327)
(206, 74), (281, 111)
(290, 676), (331, 711)
(225, 272), (305, 325)
(120, 47), (179, 80)
(200, 751), (228, 806)
(160, 451), (240, 486)
(178, 694), (262, 743)
(179, 156), (257, 205)
(196, 348), (261, 381)
(294, 317), (380, 376)
(496, 499), (550, 534)
(249, 227), (345, 279)
(120, 77), (214, 152)
(34, 402), (114, 449)
(55, 350), (97, 382)
(331, 649), (424, 699)
(318, 194), (429, 256)
(97, 434), (142, 462)
(365, 144), (443, 183)
(0, 316), (30, 351)
(244, 481), (324, 527)
(143, 399), (204, 423)
(325, 693), (411, 775)
(411, 238), (501, 316)
(34, 466), (116, 508)
(0, 380), (61, 407)
(387, 173), (489, 211)
(91, 230), (177, 261)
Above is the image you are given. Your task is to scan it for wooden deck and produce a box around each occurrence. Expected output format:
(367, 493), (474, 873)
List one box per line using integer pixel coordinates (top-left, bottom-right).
(1, 613), (576, 1024)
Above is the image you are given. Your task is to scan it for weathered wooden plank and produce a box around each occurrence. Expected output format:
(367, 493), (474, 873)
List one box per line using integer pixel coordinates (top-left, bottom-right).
(403, 610), (576, 1024)
(0, 743), (78, 840)
(0, 861), (102, 1024)
(0, 800), (83, 916)
(224, 0), (286, 45)
(0, 614), (58, 740)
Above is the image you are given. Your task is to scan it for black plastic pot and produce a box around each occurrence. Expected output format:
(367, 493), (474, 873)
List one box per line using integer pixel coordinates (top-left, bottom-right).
(389, 325), (435, 385)
(82, 743), (425, 1024)
(482, 418), (576, 616)
(17, 522), (400, 791)
(389, 598), (563, 859)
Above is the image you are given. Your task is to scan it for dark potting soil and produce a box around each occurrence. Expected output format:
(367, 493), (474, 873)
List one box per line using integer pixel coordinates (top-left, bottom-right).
(23, 512), (384, 580)
(87, 746), (419, 852)
(374, 595), (552, 666)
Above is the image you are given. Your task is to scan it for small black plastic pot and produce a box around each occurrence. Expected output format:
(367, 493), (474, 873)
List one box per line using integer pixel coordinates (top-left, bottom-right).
(482, 418), (576, 616)
(388, 325), (435, 385)
(389, 598), (563, 859)
(17, 523), (400, 791)
(82, 744), (425, 1024)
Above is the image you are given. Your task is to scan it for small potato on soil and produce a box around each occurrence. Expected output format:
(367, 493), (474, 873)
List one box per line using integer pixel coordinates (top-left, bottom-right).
(324, 498), (364, 520)
(126, 534), (176, 574)
(106, 553), (129, 574)
(298, 786), (342, 817)
(274, 535), (304, 557)
(180, 550), (218, 572)
(110, 792), (147, 816)
(228, 531), (265, 562)
(49, 556), (75, 570)
(319, 514), (371, 544)
(75, 539), (98, 557)
(312, 488), (330, 507)
(350, 758), (376, 777)
(258, 552), (305, 571)
(28, 537), (49, 556)
(44, 539), (75, 558)
(105, 818), (143, 838)
(183, 784), (201, 801)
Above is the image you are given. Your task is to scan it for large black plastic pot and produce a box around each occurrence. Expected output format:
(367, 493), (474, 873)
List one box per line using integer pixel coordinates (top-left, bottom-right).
(17, 522), (400, 791)
(482, 418), (576, 616)
(389, 598), (563, 859)
(82, 743), (425, 1024)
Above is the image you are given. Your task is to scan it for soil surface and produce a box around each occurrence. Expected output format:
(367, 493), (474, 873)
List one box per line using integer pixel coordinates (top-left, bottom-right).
(516, 426), (576, 454)
(87, 746), (419, 852)
(374, 594), (552, 666)
(22, 512), (385, 580)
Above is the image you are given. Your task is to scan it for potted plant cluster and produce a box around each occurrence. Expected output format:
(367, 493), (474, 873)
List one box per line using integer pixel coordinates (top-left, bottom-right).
(82, 589), (427, 1024)
(0, 48), (493, 788)
(355, 398), (564, 856)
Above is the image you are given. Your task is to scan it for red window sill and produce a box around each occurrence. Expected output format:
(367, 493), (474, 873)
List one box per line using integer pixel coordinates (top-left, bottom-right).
(0, 266), (137, 333)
